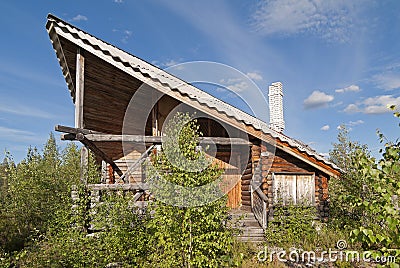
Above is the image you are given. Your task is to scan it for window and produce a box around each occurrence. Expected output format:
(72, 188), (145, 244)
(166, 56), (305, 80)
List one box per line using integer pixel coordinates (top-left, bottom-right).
(273, 173), (315, 205)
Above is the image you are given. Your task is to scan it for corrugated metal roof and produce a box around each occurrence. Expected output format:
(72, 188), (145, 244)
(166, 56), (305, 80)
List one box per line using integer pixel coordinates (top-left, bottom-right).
(46, 14), (339, 172)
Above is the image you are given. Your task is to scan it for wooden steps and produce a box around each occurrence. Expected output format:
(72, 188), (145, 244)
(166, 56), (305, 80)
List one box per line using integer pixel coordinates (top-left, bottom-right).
(230, 209), (265, 243)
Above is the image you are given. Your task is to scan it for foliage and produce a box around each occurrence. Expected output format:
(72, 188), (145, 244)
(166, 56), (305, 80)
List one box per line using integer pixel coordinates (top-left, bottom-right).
(0, 134), (99, 264)
(348, 108), (400, 260)
(0, 134), (71, 253)
(328, 106), (400, 265)
(17, 191), (150, 267)
(0, 133), (153, 267)
(145, 112), (235, 267)
(262, 202), (349, 266)
(329, 125), (373, 230)
(265, 204), (316, 248)
(230, 241), (287, 268)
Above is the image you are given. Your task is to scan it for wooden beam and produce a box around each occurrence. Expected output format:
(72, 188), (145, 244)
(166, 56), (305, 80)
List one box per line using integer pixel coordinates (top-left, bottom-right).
(87, 183), (149, 191)
(62, 133), (251, 145)
(76, 134), (123, 177)
(75, 48), (85, 128)
(55, 125), (102, 135)
(73, 134), (250, 145)
(85, 134), (160, 143)
(199, 137), (251, 146)
(61, 133), (77, 140)
(56, 125), (251, 145)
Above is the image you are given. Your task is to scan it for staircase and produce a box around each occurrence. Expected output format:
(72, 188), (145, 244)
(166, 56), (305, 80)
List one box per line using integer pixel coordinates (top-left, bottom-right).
(230, 209), (265, 243)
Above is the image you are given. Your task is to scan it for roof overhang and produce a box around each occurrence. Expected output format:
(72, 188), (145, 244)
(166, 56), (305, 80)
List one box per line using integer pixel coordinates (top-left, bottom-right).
(46, 14), (340, 178)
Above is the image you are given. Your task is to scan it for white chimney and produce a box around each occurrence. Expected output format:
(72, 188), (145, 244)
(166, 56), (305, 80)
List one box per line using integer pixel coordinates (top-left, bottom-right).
(268, 82), (285, 132)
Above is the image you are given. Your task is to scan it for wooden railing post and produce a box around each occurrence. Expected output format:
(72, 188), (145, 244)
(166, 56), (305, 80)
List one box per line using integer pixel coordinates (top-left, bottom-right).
(250, 159), (270, 230)
(250, 184), (253, 209)
(262, 200), (267, 229)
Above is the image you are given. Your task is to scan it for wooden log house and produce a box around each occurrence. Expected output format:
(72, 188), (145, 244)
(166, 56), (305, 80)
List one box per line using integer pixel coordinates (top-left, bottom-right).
(46, 14), (340, 230)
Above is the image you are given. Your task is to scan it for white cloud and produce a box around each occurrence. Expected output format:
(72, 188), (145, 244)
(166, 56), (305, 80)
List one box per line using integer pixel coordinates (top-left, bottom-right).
(331, 101), (344, 107)
(121, 30), (133, 43)
(219, 78), (250, 93)
(0, 126), (40, 143)
(335, 84), (360, 93)
(227, 81), (249, 93)
(320, 125), (330, 131)
(344, 95), (400, 114)
(71, 14), (88, 22)
(252, 0), (363, 42)
(343, 103), (360, 113)
(0, 102), (54, 119)
(164, 59), (179, 67)
(113, 29), (133, 43)
(246, 72), (263, 81)
(336, 119), (364, 131)
(348, 120), (364, 126)
(373, 73), (400, 91)
(0, 126), (33, 136)
(363, 95), (400, 114)
(303, 90), (334, 109)
(114, 0), (123, 3)
(158, 1), (284, 74)
(152, 59), (185, 70)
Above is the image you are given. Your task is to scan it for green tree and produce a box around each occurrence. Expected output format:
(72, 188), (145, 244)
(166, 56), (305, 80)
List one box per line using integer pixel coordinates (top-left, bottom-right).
(17, 190), (150, 267)
(329, 125), (372, 230)
(0, 154), (11, 204)
(146, 112), (234, 268)
(0, 134), (100, 254)
(349, 108), (400, 259)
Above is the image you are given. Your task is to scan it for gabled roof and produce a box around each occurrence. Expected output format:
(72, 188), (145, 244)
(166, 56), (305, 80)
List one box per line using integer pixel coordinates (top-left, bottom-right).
(46, 14), (340, 177)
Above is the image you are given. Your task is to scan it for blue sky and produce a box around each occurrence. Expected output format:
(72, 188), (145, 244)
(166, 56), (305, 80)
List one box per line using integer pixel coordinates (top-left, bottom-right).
(0, 0), (399, 162)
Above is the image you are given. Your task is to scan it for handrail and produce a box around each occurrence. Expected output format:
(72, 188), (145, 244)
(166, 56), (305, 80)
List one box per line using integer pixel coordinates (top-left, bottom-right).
(120, 145), (155, 183)
(250, 163), (269, 230)
(251, 181), (268, 202)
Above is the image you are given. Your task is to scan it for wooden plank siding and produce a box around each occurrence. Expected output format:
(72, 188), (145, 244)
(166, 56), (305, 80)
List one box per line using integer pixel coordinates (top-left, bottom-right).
(214, 153), (241, 209)
(103, 150), (145, 184)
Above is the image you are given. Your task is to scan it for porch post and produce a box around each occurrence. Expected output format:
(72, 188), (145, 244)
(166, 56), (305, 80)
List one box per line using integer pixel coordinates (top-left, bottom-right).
(75, 48), (85, 129)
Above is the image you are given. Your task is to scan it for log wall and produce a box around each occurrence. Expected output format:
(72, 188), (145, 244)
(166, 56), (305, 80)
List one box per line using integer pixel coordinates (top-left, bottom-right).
(256, 144), (330, 220)
(316, 173), (329, 222)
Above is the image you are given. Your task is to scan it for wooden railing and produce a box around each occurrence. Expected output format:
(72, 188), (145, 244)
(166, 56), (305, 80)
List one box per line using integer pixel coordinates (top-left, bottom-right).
(120, 145), (155, 183)
(250, 164), (269, 229)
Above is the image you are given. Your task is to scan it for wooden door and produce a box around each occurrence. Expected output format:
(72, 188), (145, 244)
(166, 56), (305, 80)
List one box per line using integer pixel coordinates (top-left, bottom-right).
(273, 173), (315, 205)
(213, 155), (241, 209)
